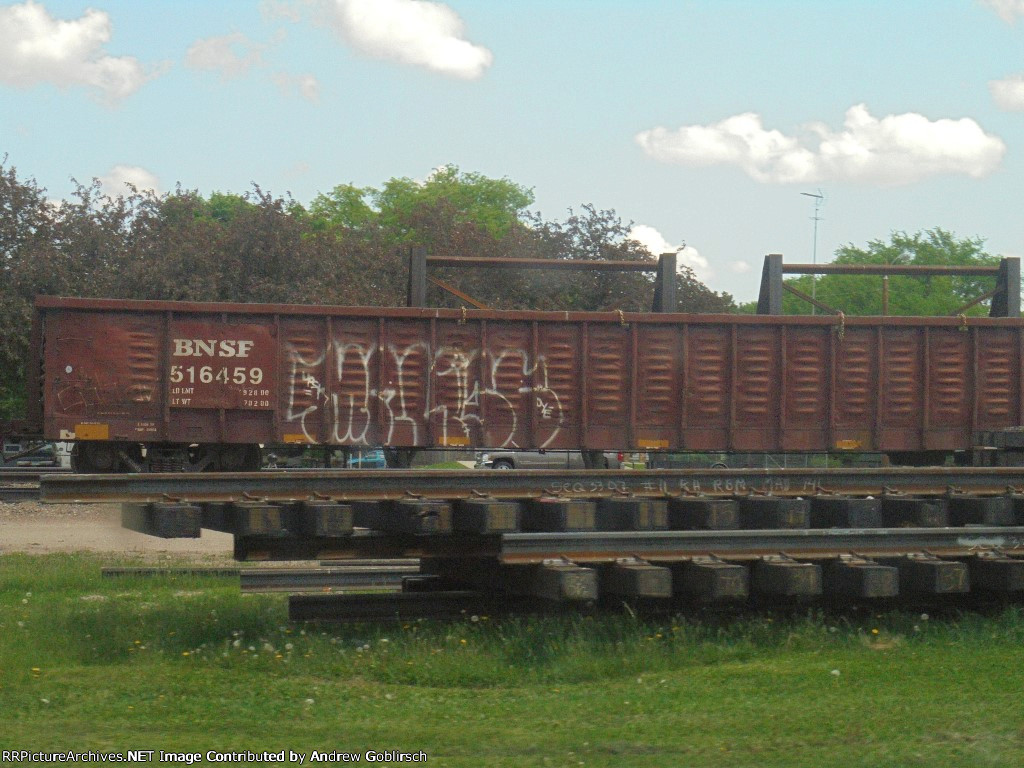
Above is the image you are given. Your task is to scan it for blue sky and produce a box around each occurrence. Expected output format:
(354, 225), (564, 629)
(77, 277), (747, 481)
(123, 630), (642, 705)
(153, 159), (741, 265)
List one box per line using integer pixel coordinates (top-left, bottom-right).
(2, 0), (1024, 302)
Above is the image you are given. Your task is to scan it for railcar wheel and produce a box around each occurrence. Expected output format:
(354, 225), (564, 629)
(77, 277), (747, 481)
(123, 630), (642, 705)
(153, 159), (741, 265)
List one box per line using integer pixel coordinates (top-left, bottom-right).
(71, 441), (123, 472)
(214, 444), (263, 472)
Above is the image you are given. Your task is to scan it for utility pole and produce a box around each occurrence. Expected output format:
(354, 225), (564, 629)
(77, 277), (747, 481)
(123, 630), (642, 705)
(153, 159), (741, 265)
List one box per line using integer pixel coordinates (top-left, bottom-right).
(800, 190), (825, 315)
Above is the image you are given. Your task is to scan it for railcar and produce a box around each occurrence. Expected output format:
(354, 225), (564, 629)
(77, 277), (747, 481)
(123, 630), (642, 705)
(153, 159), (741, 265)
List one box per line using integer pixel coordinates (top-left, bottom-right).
(10, 294), (1024, 471)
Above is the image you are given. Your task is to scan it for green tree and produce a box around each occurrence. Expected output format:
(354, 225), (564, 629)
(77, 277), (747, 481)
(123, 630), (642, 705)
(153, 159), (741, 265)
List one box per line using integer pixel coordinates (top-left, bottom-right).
(308, 165), (534, 244)
(779, 229), (1000, 316)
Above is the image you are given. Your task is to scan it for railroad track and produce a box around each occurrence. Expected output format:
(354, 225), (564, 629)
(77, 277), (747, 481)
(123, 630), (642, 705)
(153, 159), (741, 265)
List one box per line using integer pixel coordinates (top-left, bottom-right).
(35, 467), (1024, 617)
(39, 466), (1024, 503)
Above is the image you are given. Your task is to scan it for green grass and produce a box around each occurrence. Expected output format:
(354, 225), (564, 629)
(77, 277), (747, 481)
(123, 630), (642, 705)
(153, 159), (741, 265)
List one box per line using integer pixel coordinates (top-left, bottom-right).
(2, 553), (1024, 766)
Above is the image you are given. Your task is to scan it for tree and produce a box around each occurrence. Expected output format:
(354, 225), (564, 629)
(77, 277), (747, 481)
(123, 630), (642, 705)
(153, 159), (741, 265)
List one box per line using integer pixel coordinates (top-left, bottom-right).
(308, 165), (534, 244)
(778, 229), (1001, 316)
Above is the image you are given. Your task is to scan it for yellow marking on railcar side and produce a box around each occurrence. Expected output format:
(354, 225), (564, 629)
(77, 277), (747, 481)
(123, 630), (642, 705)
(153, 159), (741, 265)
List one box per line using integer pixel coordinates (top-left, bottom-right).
(74, 423), (110, 440)
(637, 439), (669, 449)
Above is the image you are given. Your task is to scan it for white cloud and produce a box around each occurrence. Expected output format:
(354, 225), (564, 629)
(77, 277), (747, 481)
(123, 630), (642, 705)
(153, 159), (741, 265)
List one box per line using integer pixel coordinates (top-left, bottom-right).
(980, 0), (1024, 23)
(629, 224), (678, 257)
(0, 1), (152, 103)
(730, 261), (752, 275)
(261, 0), (304, 23)
(635, 104), (1005, 186)
(628, 224), (711, 282)
(991, 74), (1024, 111)
(272, 71), (321, 102)
(186, 32), (264, 80)
(322, 0), (493, 79)
(98, 165), (160, 196)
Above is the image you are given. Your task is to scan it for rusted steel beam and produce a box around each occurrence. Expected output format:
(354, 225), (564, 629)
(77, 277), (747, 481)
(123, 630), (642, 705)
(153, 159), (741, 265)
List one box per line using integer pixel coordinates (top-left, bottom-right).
(426, 256), (659, 272)
(950, 287), (999, 317)
(782, 282), (842, 315)
(781, 264), (1001, 276)
(41, 466), (1024, 504)
(426, 276), (491, 310)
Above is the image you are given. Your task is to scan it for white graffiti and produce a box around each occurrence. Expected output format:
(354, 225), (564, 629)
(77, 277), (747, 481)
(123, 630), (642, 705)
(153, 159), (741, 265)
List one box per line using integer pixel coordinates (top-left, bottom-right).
(283, 338), (565, 447)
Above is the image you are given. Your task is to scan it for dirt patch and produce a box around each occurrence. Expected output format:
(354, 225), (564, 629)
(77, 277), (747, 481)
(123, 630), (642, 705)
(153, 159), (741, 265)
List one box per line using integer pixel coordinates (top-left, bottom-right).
(0, 500), (234, 560)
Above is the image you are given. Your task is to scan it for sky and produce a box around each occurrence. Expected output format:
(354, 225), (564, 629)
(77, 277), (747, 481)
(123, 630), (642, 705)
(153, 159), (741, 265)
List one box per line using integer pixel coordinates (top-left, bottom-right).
(2, 0), (1024, 303)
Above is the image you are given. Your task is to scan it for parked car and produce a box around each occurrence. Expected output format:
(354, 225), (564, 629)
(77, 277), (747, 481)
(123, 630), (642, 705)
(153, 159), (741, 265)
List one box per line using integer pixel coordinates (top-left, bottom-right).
(2, 441), (60, 468)
(346, 448), (388, 468)
(476, 450), (623, 470)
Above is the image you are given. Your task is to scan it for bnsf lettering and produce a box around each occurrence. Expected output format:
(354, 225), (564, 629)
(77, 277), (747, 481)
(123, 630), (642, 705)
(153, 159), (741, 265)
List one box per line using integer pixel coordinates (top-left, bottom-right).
(173, 339), (255, 358)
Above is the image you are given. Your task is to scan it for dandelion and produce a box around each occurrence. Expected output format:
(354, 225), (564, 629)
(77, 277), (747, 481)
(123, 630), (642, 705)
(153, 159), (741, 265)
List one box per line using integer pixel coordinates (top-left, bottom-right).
(460, 639), (467, 645)
(921, 613), (929, 621)
(830, 669), (841, 677)
(232, 639), (241, 648)
(40, 698), (49, 704)
(470, 615), (480, 623)
(285, 643), (293, 651)
(304, 698), (315, 706)
(871, 628), (879, 635)
(182, 651), (190, 657)
(31, 667), (40, 673)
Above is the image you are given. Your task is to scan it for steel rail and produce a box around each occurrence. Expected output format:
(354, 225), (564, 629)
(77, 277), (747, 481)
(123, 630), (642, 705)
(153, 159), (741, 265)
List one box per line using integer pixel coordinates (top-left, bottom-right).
(0, 468), (69, 479)
(0, 485), (39, 502)
(496, 526), (1024, 563)
(39, 467), (1024, 504)
(240, 565), (420, 593)
(229, 525), (1024, 563)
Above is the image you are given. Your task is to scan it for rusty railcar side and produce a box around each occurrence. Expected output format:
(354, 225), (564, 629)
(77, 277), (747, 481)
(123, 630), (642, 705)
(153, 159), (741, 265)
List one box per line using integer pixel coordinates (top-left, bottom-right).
(33, 296), (1024, 456)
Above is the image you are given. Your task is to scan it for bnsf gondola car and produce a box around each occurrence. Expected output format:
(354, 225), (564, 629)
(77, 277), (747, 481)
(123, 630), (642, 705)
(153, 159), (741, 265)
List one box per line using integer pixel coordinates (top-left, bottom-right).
(10, 295), (1024, 472)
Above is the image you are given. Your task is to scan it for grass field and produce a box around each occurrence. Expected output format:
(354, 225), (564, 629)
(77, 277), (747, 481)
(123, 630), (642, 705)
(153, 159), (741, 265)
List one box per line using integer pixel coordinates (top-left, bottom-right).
(2, 553), (1024, 766)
